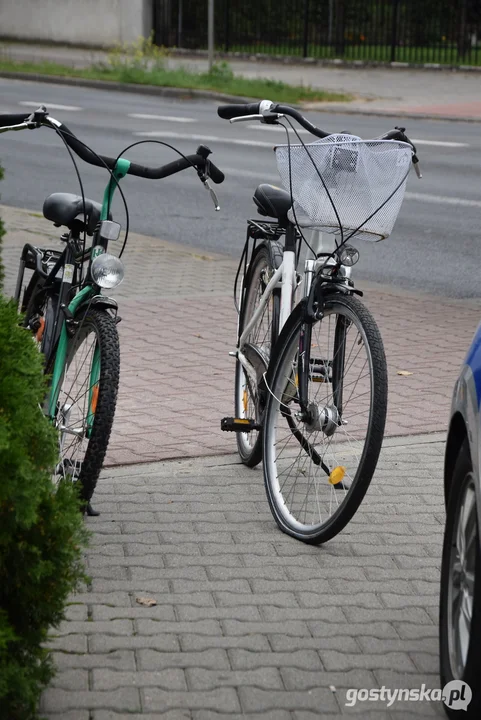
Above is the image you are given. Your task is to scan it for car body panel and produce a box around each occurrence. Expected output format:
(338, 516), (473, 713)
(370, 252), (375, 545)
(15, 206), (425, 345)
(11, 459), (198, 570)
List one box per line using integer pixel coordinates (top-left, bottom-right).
(447, 321), (481, 529)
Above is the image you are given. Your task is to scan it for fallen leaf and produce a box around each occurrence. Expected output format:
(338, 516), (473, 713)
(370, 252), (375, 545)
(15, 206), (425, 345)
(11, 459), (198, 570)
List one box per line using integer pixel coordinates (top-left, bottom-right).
(397, 370), (413, 376)
(136, 596), (157, 607)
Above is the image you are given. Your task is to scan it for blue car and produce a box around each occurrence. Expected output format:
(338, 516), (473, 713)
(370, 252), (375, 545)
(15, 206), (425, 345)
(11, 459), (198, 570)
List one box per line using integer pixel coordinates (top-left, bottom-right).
(440, 323), (481, 719)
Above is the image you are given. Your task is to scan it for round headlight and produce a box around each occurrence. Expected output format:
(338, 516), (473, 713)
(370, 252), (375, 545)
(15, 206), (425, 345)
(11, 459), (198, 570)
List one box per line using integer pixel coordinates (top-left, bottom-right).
(91, 253), (124, 289)
(339, 245), (360, 267)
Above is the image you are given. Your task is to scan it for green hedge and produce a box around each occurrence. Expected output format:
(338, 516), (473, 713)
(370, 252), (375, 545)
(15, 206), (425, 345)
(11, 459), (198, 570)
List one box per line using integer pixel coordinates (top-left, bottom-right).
(0, 167), (88, 719)
(0, 163), (4, 291)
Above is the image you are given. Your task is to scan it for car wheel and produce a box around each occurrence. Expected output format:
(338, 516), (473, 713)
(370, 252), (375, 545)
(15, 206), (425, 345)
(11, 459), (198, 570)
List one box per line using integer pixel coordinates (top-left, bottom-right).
(440, 440), (481, 718)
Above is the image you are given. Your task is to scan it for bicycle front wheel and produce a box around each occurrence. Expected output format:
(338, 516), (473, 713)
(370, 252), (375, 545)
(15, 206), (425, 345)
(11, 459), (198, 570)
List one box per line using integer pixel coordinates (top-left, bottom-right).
(263, 294), (387, 544)
(47, 309), (120, 503)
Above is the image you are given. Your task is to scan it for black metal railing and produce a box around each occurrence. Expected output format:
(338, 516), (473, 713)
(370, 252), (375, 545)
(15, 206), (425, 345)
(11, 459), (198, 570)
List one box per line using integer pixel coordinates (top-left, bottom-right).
(153, 0), (481, 65)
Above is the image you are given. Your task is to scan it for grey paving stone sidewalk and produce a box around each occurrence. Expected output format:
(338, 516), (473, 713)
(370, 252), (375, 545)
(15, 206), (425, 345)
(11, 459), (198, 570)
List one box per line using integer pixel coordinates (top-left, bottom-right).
(41, 434), (447, 719)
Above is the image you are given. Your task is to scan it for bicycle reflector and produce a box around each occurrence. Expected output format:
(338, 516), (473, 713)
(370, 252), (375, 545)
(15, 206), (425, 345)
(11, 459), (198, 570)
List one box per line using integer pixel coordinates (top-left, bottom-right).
(91, 253), (124, 289)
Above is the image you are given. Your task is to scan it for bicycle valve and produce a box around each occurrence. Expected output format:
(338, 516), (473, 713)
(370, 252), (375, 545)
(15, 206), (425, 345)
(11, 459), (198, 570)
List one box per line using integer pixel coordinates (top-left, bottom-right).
(204, 179), (220, 211)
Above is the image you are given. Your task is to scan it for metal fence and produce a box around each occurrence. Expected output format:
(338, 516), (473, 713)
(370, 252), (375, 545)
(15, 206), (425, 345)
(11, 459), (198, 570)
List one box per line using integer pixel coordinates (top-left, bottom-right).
(153, 0), (481, 65)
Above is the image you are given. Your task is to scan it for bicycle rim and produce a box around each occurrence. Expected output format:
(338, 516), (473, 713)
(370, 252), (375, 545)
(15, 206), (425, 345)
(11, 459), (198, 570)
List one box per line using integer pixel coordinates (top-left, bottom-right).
(235, 247), (279, 464)
(52, 319), (101, 485)
(263, 295), (387, 544)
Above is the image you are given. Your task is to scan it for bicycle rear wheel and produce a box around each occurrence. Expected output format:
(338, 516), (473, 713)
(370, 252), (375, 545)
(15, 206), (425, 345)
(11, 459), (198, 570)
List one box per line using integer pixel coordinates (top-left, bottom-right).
(235, 244), (280, 467)
(263, 294), (387, 544)
(47, 309), (120, 503)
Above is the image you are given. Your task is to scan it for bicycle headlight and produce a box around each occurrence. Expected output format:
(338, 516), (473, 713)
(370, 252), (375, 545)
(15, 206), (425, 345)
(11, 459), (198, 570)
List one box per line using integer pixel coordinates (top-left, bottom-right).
(339, 245), (360, 267)
(91, 253), (124, 289)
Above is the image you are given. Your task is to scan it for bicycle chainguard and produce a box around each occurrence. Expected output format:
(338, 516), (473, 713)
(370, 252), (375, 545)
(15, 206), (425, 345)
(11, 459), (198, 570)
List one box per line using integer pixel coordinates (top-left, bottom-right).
(221, 417), (262, 433)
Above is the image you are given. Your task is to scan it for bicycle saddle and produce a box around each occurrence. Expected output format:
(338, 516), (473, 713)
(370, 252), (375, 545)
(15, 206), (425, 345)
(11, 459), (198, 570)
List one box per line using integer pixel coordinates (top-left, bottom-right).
(253, 184), (292, 224)
(43, 193), (112, 236)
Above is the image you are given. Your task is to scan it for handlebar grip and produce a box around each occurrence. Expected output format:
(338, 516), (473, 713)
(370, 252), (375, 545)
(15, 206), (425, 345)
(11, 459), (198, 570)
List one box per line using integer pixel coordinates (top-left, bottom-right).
(207, 160), (225, 185)
(0, 113), (29, 128)
(217, 103), (261, 120)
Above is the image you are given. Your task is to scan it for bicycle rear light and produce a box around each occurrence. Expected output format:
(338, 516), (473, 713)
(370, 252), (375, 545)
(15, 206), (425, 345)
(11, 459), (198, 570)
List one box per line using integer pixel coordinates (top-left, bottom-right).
(91, 253), (124, 289)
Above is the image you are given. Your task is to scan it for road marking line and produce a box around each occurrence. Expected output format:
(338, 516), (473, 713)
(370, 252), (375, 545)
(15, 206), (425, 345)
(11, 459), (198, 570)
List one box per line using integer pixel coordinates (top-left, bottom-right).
(246, 129), (467, 147)
(404, 191), (481, 208)
(133, 130), (470, 151)
(410, 139), (468, 148)
(19, 101), (82, 112)
(133, 130), (275, 148)
(246, 123), (309, 134)
(219, 167), (481, 209)
(128, 113), (197, 123)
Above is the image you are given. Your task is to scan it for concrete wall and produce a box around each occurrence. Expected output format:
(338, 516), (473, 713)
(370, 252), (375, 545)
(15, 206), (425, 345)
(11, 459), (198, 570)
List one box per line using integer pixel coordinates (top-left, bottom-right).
(0, 0), (153, 47)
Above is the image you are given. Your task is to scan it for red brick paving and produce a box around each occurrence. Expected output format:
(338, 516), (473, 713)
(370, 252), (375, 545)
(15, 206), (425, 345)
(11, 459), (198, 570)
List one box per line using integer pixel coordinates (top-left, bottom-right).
(2, 204), (480, 466)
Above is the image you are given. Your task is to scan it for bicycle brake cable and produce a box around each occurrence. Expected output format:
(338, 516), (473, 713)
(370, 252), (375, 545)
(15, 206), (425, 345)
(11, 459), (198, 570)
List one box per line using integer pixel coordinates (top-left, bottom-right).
(107, 140), (210, 258)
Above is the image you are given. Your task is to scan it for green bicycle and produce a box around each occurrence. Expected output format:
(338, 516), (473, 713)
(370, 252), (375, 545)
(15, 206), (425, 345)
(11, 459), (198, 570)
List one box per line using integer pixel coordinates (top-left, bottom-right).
(0, 105), (224, 510)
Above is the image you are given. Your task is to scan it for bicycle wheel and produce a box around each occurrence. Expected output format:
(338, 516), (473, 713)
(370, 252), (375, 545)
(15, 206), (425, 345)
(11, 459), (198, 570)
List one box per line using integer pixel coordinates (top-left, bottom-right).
(263, 294), (387, 544)
(235, 244), (280, 466)
(47, 309), (120, 503)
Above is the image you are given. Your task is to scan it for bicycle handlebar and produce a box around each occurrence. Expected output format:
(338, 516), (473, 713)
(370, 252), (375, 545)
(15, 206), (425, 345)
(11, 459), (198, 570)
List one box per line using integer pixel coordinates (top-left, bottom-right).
(0, 110), (225, 184)
(0, 113), (34, 127)
(217, 100), (417, 149)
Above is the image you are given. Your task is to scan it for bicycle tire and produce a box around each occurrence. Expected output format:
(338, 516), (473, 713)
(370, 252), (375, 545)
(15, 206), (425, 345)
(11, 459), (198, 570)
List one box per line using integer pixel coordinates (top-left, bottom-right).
(263, 294), (387, 544)
(235, 244), (281, 467)
(46, 308), (120, 503)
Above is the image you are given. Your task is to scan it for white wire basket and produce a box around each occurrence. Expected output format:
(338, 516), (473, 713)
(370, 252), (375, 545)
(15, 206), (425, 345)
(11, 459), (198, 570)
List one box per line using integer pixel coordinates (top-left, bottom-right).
(275, 134), (413, 241)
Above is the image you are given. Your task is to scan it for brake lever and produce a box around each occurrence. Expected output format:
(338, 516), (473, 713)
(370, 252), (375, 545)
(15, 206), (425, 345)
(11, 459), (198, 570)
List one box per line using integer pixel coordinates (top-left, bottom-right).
(413, 156), (422, 179)
(394, 126), (422, 179)
(204, 178), (220, 211)
(198, 169), (220, 210)
(229, 113), (282, 124)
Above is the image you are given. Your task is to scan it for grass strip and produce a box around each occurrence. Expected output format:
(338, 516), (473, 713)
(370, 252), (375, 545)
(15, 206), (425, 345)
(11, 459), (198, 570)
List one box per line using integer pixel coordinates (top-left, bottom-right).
(0, 58), (352, 104)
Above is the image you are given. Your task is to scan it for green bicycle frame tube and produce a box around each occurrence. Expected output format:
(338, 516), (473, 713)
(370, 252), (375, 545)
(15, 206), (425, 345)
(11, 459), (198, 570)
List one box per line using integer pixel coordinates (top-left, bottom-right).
(48, 158), (131, 419)
(48, 285), (95, 418)
(100, 158), (131, 221)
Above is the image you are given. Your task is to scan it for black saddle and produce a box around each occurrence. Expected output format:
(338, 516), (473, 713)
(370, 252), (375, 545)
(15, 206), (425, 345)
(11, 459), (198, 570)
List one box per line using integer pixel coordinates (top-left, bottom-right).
(43, 193), (111, 236)
(253, 184), (292, 224)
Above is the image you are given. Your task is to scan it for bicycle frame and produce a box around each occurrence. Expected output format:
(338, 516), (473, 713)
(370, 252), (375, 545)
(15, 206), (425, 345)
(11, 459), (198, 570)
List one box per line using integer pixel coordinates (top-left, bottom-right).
(236, 227), (349, 390)
(16, 158), (131, 420)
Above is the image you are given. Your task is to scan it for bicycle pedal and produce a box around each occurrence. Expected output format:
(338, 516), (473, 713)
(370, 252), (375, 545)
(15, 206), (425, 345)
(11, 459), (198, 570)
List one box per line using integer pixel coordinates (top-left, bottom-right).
(221, 417), (262, 433)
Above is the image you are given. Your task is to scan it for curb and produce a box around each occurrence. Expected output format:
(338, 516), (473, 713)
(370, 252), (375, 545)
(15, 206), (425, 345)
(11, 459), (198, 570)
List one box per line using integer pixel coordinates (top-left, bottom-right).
(301, 103), (481, 124)
(0, 71), (254, 104)
(1, 70), (479, 123)
(171, 47), (481, 73)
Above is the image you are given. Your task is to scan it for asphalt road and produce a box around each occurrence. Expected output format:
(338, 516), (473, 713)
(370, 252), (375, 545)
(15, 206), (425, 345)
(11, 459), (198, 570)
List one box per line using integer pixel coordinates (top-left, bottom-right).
(0, 77), (480, 297)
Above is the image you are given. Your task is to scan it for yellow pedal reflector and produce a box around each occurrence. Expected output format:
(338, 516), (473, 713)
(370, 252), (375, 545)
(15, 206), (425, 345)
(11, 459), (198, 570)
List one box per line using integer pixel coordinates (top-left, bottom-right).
(234, 418), (250, 424)
(243, 390), (248, 413)
(91, 384), (99, 415)
(329, 466), (346, 485)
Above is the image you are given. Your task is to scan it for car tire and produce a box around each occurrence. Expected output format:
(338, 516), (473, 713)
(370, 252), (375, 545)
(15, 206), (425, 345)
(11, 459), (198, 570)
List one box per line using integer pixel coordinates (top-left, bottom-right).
(439, 440), (481, 719)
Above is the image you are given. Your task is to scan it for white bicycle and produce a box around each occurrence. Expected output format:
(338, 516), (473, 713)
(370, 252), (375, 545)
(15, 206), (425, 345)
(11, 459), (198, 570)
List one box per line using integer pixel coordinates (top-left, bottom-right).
(220, 100), (422, 544)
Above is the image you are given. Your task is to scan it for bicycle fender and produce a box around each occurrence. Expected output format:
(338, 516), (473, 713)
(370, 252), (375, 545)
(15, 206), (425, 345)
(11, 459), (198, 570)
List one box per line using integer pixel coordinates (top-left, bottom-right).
(252, 239), (283, 271)
(75, 294), (119, 315)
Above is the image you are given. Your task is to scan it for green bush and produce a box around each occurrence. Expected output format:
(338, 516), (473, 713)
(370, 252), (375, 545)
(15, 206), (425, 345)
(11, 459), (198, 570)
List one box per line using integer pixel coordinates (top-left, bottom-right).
(0, 163), (5, 291)
(0, 169), (88, 719)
